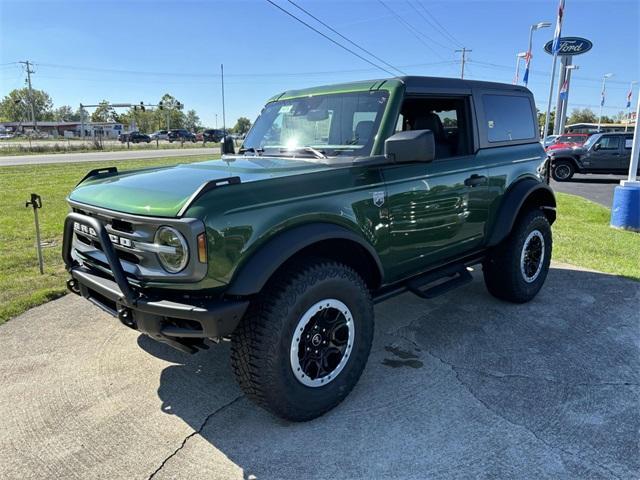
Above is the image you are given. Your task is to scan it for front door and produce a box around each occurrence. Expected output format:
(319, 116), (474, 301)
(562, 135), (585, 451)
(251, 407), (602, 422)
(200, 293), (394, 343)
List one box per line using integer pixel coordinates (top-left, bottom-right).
(589, 135), (622, 171)
(380, 95), (488, 282)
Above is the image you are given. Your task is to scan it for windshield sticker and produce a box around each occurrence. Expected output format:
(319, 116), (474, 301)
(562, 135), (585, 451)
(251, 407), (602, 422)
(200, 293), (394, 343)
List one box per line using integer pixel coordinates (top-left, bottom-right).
(280, 105), (293, 113)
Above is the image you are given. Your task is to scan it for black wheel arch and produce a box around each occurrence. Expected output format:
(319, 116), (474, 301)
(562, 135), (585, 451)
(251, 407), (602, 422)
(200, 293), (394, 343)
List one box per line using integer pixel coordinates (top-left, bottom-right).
(487, 178), (556, 247)
(225, 222), (384, 296)
(550, 155), (581, 172)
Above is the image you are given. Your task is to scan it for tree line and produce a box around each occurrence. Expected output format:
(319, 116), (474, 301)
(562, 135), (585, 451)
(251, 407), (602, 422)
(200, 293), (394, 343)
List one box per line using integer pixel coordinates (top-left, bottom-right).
(0, 87), (252, 134)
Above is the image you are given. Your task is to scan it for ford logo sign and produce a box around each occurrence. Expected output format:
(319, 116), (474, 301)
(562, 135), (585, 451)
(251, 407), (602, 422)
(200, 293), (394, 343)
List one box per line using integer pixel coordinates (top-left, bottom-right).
(544, 37), (593, 56)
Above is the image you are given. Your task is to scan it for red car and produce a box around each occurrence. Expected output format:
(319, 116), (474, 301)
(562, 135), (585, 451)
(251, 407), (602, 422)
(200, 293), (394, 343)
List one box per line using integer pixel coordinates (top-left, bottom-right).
(546, 134), (589, 152)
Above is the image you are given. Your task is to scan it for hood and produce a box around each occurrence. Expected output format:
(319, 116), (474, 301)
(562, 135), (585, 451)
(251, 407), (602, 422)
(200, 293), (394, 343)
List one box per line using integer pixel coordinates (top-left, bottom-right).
(549, 146), (585, 156)
(69, 156), (331, 217)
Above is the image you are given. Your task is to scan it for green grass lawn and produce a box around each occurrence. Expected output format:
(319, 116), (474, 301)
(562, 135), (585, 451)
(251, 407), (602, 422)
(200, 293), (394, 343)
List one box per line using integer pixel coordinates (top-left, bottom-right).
(0, 154), (217, 324)
(552, 192), (640, 281)
(0, 164), (638, 326)
(0, 141), (220, 156)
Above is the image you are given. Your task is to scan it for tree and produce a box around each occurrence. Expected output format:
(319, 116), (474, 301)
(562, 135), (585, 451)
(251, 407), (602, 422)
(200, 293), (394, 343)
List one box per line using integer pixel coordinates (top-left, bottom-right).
(537, 109), (555, 136)
(157, 93), (185, 130)
(90, 100), (117, 122)
(184, 109), (201, 132)
(566, 108), (597, 125)
(53, 105), (81, 122)
(0, 88), (54, 122)
(232, 117), (252, 135)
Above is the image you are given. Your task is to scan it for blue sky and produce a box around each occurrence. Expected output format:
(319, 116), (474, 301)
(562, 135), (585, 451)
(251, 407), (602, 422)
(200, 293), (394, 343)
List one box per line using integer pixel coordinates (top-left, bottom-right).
(1, 0), (638, 127)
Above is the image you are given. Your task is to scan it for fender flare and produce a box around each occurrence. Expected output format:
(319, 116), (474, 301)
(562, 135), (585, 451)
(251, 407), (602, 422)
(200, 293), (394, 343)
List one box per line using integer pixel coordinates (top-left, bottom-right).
(225, 222), (384, 296)
(487, 179), (556, 247)
(550, 155), (581, 172)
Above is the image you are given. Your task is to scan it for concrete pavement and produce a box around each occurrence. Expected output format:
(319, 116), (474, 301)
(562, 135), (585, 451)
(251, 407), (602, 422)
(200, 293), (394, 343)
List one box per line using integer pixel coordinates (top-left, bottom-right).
(0, 147), (220, 167)
(0, 264), (638, 479)
(552, 174), (625, 208)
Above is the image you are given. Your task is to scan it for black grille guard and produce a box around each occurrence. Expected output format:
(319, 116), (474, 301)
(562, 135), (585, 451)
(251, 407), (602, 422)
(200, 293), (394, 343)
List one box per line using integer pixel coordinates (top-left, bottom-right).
(62, 211), (138, 306)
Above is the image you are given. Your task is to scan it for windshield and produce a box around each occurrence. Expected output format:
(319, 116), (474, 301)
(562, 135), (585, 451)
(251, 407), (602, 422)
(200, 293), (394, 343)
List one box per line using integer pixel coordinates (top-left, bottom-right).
(582, 134), (598, 149)
(241, 90), (389, 160)
(556, 135), (587, 143)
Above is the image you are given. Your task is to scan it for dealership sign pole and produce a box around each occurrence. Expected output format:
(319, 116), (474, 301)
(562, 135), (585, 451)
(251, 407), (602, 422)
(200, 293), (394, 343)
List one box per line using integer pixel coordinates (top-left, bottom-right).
(542, 0), (564, 143)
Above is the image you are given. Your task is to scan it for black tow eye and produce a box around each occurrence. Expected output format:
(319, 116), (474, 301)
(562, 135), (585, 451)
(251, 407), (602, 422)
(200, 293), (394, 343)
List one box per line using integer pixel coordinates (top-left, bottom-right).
(66, 278), (80, 295)
(118, 307), (136, 328)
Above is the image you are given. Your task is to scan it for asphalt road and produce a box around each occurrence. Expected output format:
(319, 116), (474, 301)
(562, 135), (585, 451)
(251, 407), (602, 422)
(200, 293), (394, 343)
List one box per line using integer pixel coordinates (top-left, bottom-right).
(0, 147), (221, 167)
(1, 263), (638, 479)
(551, 174), (625, 207)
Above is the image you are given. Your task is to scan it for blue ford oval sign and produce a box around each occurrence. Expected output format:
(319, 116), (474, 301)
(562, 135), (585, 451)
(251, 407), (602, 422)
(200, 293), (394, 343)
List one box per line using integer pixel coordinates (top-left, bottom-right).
(544, 37), (593, 56)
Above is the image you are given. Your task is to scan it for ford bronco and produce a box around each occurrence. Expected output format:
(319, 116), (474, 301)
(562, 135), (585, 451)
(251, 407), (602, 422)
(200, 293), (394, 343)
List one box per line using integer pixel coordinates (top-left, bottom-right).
(62, 77), (556, 421)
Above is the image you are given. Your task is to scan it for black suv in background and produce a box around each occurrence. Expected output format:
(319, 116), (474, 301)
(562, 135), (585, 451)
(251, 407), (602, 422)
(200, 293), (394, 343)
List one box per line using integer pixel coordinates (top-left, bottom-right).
(118, 131), (151, 143)
(549, 132), (635, 181)
(168, 129), (197, 142)
(203, 129), (227, 142)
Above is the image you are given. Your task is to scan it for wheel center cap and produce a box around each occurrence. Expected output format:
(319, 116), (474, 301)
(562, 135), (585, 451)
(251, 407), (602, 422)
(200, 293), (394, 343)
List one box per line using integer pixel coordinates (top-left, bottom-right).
(311, 333), (322, 347)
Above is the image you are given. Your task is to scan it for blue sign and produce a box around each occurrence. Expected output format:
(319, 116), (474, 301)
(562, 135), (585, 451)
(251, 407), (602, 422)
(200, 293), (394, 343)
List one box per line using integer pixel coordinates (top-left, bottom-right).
(544, 37), (593, 56)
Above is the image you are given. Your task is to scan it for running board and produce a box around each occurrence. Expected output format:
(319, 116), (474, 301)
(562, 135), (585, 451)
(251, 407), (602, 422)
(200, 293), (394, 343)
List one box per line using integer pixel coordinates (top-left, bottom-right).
(406, 264), (473, 300)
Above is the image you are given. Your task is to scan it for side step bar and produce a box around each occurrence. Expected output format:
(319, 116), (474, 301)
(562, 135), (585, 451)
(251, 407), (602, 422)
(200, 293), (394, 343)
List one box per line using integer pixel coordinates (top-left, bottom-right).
(406, 264), (472, 299)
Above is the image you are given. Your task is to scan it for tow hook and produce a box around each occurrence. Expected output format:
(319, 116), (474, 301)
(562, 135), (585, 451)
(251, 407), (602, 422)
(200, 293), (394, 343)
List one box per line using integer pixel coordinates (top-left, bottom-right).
(118, 307), (136, 328)
(66, 278), (80, 295)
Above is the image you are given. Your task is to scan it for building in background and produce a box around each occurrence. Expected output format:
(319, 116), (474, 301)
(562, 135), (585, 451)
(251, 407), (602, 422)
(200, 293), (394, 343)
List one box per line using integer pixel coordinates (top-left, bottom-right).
(0, 121), (123, 138)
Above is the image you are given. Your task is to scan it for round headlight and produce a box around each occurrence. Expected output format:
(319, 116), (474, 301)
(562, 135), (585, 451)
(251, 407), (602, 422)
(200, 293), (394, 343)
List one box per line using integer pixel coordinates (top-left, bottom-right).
(154, 226), (189, 273)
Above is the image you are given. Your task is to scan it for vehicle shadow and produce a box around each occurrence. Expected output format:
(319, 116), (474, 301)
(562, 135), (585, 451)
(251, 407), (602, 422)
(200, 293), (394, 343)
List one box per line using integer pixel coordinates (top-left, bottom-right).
(139, 266), (640, 479)
(566, 177), (622, 184)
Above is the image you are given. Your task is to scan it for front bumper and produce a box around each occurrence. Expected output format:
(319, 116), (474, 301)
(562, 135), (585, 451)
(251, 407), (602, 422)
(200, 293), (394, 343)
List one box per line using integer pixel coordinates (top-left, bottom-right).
(63, 211), (249, 353)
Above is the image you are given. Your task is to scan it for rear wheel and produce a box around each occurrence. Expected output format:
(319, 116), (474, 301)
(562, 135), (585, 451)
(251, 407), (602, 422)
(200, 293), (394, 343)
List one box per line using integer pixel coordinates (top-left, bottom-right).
(552, 160), (574, 181)
(231, 259), (374, 421)
(483, 209), (552, 303)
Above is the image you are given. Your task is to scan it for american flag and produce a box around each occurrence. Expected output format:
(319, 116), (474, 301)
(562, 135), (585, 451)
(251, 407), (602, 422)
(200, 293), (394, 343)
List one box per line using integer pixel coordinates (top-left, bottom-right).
(559, 79), (569, 100)
(627, 88), (633, 109)
(601, 88), (605, 107)
(552, 0), (565, 55)
(523, 51), (532, 85)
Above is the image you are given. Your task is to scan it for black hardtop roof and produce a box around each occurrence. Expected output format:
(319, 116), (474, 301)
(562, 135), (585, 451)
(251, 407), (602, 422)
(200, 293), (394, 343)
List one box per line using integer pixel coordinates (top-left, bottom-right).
(397, 75), (532, 93)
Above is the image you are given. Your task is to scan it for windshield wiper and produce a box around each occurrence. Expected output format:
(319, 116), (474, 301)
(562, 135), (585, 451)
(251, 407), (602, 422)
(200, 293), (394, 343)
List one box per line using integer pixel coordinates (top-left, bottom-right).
(290, 146), (326, 159)
(239, 146), (264, 155)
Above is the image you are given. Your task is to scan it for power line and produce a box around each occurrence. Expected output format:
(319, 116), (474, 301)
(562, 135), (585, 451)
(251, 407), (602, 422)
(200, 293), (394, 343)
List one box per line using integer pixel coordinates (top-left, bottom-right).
(415, 1), (464, 48)
(285, 0), (406, 75)
(264, 0), (397, 76)
(377, 0), (446, 60)
(404, 0), (456, 50)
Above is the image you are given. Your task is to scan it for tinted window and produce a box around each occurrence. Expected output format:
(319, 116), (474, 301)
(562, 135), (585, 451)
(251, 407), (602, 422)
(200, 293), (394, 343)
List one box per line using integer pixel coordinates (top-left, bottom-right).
(596, 136), (620, 150)
(482, 94), (536, 142)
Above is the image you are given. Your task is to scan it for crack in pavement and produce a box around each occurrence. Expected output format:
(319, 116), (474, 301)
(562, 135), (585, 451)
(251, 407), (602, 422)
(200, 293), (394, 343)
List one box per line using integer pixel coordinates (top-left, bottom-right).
(147, 395), (244, 480)
(424, 348), (626, 480)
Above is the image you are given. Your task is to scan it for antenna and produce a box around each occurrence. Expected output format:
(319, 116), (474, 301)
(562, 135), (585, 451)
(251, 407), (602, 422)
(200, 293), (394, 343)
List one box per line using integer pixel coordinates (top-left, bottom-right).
(221, 63), (227, 141)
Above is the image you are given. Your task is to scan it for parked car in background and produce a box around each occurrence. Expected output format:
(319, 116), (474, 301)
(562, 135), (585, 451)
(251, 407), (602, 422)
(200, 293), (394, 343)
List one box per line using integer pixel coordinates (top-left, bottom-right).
(202, 129), (227, 143)
(195, 132), (204, 142)
(149, 130), (169, 141)
(549, 132), (636, 181)
(545, 133), (589, 152)
(168, 129), (196, 142)
(542, 135), (559, 148)
(118, 132), (151, 143)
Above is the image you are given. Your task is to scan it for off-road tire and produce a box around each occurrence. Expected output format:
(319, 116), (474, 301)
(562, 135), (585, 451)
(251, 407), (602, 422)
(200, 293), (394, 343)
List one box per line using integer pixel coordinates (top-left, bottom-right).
(552, 160), (574, 181)
(230, 258), (374, 421)
(483, 209), (552, 303)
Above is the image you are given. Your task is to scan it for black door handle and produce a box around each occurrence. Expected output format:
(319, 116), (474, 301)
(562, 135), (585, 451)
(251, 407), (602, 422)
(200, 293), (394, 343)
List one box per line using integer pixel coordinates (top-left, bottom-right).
(464, 174), (487, 187)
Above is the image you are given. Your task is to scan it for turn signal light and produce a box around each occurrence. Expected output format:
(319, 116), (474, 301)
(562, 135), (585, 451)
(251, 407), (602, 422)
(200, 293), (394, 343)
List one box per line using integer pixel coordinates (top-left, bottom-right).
(197, 232), (207, 263)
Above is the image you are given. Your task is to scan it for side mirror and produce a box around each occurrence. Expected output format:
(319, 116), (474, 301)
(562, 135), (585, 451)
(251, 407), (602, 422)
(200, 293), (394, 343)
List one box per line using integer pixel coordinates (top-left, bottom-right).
(384, 129), (435, 163)
(222, 136), (235, 154)
(592, 143), (600, 151)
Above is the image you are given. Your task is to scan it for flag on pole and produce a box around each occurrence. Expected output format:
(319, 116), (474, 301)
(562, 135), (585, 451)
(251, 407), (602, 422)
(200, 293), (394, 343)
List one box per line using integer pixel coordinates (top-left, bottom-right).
(601, 88), (605, 107)
(552, 0), (565, 55)
(627, 88), (633, 108)
(523, 51), (532, 85)
(559, 79), (568, 100)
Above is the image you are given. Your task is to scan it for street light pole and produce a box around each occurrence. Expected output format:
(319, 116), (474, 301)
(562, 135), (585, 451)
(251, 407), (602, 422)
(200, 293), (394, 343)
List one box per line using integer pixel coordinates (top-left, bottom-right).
(598, 73), (614, 132)
(625, 81), (638, 132)
(514, 52), (527, 84)
(523, 22), (550, 87)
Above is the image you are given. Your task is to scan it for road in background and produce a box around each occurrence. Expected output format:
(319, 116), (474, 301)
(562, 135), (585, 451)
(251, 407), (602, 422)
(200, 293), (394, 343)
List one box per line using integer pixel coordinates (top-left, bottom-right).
(0, 147), (220, 167)
(551, 174), (624, 207)
(1, 264), (637, 479)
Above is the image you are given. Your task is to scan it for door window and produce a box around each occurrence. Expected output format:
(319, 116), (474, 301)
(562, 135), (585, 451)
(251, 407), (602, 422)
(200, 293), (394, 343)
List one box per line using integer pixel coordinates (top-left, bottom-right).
(595, 136), (620, 150)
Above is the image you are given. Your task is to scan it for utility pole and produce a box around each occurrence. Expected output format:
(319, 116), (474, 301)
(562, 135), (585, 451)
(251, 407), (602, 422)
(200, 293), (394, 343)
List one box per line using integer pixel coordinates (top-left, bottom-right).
(19, 61), (37, 132)
(455, 48), (471, 79)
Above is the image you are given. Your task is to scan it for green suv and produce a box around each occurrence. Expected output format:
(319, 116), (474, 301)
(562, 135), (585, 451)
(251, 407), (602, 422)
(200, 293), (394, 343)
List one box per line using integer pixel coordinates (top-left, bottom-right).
(63, 77), (556, 421)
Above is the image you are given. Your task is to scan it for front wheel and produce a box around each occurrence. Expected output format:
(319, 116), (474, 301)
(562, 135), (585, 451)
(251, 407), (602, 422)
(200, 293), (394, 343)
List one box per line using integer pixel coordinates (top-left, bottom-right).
(483, 209), (552, 303)
(231, 259), (374, 421)
(552, 160), (574, 181)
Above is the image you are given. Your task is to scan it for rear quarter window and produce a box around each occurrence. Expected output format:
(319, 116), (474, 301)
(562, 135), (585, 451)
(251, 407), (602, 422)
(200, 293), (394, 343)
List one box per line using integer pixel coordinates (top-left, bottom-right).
(482, 94), (536, 143)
